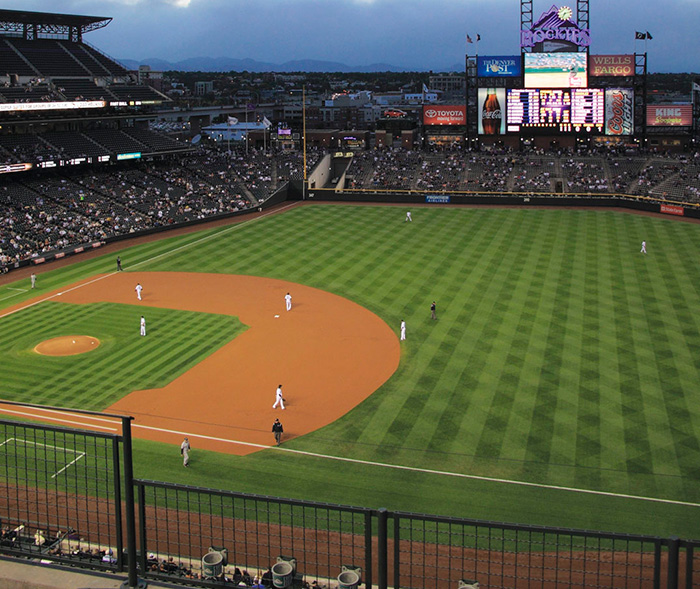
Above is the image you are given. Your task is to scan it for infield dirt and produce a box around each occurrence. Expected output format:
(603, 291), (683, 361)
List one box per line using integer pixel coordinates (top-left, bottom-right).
(22, 272), (400, 455)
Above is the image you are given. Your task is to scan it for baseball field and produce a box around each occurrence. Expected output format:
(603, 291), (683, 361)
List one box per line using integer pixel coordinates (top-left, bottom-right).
(1, 203), (699, 539)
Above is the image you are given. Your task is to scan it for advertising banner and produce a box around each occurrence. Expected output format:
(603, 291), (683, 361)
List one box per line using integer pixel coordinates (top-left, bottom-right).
(478, 88), (507, 135)
(423, 105), (466, 126)
(646, 104), (693, 126)
(605, 88), (634, 136)
(590, 55), (634, 77)
(478, 56), (521, 78)
(660, 204), (684, 216)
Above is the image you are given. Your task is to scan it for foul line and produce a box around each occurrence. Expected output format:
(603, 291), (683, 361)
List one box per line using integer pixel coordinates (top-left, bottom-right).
(0, 202), (300, 322)
(0, 437), (86, 478)
(3, 406), (698, 509)
(126, 421), (700, 510)
(0, 408), (117, 432)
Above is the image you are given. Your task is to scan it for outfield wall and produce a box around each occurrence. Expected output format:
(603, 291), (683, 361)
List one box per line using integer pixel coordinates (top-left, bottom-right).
(302, 188), (700, 220)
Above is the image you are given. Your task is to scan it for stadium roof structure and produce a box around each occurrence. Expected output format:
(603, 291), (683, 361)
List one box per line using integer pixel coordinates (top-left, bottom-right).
(0, 9), (111, 42)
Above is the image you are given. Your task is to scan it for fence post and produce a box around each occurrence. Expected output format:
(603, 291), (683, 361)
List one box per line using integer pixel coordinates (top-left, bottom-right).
(377, 508), (388, 589)
(111, 435), (124, 572)
(120, 416), (144, 589)
(364, 511), (373, 589)
(393, 514), (400, 589)
(668, 536), (680, 589)
(685, 543), (694, 589)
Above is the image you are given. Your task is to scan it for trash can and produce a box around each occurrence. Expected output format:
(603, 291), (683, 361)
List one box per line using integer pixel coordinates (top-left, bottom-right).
(337, 569), (360, 589)
(202, 551), (224, 578)
(271, 561), (294, 588)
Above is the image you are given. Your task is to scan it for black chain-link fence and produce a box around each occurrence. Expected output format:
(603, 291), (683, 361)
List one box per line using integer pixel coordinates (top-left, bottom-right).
(0, 417), (122, 571)
(1, 411), (698, 589)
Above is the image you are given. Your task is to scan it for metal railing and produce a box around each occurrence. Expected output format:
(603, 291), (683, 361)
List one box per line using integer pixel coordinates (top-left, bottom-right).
(0, 406), (698, 589)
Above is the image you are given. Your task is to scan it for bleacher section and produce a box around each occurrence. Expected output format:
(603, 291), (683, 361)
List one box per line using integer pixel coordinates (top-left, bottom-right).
(0, 38), (37, 77)
(109, 85), (168, 103)
(53, 78), (109, 100)
(0, 84), (55, 102)
(0, 134), (62, 164)
(83, 128), (148, 155)
(41, 131), (109, 159)
(9, 39), (92, 78)
(122, 128), (190, 152)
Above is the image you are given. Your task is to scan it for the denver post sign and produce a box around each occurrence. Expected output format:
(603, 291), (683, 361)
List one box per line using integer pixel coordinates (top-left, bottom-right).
(521, 5), (590, 49)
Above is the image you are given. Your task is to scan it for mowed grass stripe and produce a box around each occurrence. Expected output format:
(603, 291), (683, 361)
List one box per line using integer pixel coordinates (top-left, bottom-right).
(3, 205), (700, 537)
(1, 301), (243, 410)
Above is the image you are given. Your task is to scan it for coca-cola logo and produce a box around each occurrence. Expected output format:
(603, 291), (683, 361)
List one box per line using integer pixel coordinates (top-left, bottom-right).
(482, 110), (502, 119)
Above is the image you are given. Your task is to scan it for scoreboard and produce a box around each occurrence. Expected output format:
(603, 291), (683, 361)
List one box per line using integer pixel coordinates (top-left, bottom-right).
(571, 89), (604, 131)
(506, 88), (604, 133)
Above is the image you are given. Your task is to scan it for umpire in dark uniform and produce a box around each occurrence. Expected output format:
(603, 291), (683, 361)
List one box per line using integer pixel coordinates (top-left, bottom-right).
(272, 418), (284, 446)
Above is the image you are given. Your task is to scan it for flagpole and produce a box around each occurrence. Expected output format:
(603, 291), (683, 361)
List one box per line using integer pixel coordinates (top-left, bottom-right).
(302, 85), (307, 201)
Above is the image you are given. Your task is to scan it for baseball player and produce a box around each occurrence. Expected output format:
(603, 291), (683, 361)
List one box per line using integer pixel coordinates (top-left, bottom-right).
(140, 315), (146, 336)
(180, 437), (191, 467)
(273, 384), (285, 409)
(30, 273), (36, 289)
(284, 292), (292, 311)
(640, 241), (647, 254)
(135, 283), (143, 301)
(405, 211), (412, 222)
(400, 320), (406, 341)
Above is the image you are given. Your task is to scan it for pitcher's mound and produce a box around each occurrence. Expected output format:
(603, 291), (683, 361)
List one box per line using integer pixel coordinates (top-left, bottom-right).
(34, 335), (100, 356)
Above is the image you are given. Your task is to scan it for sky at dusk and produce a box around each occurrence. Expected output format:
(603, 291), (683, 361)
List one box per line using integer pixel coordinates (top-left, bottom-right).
(6, 0), (700, 73)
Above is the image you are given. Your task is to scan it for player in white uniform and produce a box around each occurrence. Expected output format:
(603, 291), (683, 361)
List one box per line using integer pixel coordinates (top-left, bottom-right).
(405, 211), (412, 222)
(135, 283), (143, 300)
(180, 437), (190, 467)
(400, 320), (406, 341)
(140, 315), (146, 336)
(273, 384), (285, 409)
(285, 292), (292, 311)
(640, 241), (647, 254)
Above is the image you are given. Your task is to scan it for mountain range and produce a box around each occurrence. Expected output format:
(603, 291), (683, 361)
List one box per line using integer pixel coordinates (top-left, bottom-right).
(118, 56), (464, 73)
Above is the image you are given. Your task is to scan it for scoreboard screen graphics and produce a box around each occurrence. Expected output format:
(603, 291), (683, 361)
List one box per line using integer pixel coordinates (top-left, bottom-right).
(524, 52), (588, 88)
(507, 88), (604, 133)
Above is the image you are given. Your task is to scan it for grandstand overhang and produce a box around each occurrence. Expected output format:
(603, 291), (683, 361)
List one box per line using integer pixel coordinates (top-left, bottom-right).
(0, 9), (111, 43)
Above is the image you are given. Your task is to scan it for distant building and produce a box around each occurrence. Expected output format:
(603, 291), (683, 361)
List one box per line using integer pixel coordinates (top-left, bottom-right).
(195, 81), (214, 96)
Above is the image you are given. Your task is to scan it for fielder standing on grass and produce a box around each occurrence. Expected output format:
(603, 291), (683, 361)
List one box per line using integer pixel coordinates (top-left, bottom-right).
(30, 273), (36, 289)
(400, 320), (406, 341)
(272, 418), (284, 446)
(641, 240), (647, 254)
(140, 315), (146, 336)
(180, 437), (191, 467)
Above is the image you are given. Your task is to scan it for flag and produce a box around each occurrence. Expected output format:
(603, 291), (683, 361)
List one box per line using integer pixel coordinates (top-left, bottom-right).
(227, 116), (238, 126)
(467, 34), (473, 44)
(262, 116), (272, 128)
(635, 31), (646, 40)
(646, 31), (653, 40)
(422, 83), (429, 94)
(476, 34), (481, 42)
(693, 82), (700, 93)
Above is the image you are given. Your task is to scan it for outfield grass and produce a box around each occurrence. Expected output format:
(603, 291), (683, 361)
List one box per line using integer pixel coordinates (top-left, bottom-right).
(2, 205), (700, 538)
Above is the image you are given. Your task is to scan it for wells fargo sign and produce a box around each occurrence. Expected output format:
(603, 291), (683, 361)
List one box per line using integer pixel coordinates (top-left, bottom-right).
(590, 55), (634, 77)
